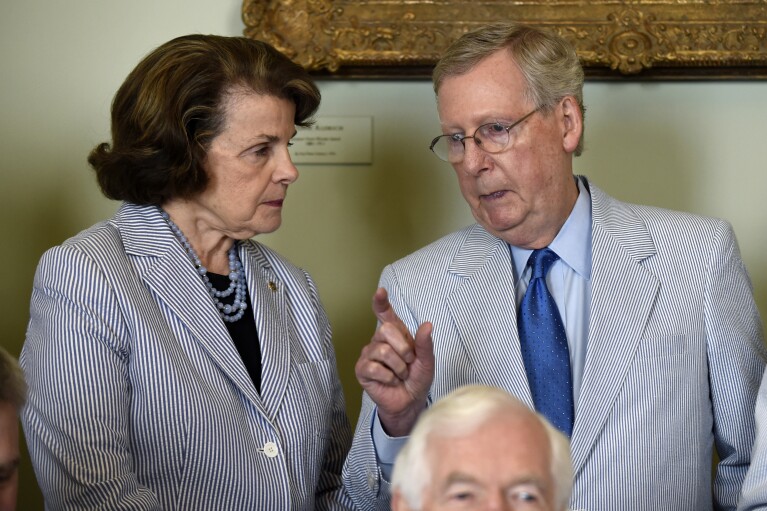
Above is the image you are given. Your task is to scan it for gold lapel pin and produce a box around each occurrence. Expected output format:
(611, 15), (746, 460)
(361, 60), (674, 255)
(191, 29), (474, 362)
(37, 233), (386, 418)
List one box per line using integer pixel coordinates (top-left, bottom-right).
(268, 281), (277, 292)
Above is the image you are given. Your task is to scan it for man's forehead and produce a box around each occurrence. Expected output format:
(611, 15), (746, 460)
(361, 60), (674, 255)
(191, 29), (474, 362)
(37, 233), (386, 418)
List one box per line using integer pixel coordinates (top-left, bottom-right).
(438, 468), (548, 489)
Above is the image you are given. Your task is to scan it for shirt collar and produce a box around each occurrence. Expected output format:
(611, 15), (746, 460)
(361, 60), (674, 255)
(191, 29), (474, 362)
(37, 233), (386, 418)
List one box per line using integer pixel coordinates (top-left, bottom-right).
(510, 176), (593, 280)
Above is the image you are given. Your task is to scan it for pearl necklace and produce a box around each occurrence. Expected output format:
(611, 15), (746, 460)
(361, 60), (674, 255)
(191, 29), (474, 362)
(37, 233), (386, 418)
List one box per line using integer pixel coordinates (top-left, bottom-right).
(160, 210), (248, 323)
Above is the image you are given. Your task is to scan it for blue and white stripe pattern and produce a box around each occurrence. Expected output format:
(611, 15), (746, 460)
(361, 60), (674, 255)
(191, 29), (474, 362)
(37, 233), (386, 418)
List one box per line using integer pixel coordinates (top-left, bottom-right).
(343, 177), (766, 511)
(738, 369), (767, 510)
(21, 202), (356, 510)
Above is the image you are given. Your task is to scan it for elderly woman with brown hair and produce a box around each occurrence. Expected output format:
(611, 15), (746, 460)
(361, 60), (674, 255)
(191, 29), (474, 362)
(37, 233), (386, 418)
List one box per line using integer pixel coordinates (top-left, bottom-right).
(21, 35), (355, 510)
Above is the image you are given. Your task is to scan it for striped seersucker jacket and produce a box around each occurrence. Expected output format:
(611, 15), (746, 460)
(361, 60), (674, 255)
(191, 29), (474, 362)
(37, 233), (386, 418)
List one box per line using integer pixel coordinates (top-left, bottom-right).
(343, 177), (766, 511)
(21, 202), (356, 510)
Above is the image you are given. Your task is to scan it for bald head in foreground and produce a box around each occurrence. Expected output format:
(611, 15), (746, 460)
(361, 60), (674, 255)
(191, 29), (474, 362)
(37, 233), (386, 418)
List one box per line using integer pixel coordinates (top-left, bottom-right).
(391, 385), (572, 511)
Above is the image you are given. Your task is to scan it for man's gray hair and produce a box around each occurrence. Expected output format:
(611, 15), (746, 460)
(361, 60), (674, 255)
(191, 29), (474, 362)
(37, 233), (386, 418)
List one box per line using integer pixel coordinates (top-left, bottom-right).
(0, 346), (27, 411)
(433, 22), (586, 156)
(391, 384), (573, 511)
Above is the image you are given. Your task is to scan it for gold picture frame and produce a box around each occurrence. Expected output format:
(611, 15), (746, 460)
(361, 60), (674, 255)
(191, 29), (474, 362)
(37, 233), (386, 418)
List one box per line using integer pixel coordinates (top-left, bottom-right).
(243, 0), (767, 79)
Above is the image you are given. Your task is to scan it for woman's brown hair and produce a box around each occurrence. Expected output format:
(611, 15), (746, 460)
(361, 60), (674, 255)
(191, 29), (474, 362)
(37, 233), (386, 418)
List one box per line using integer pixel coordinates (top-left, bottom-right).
(88, 34), (320, 205)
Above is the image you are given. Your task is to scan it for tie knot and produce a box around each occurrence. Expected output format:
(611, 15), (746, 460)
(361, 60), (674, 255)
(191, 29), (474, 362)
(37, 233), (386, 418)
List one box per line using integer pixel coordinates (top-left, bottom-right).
(527, 248), (560, 279)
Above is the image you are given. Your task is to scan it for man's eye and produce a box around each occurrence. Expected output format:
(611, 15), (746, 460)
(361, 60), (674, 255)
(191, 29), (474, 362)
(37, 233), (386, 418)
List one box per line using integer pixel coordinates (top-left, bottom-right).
(481, 123), (508, 137)
(449, 133), (464, 142)
(509, 486), (543, 506)
(488, 123), (506, 133)
(448, 490), (475, 502)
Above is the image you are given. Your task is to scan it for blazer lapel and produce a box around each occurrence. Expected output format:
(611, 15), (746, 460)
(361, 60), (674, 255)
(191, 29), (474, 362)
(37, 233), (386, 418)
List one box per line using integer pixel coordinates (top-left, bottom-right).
(118, 204), (268, 417)
(569, 183), (659, 476)
(446, 226), (534, 406)
(240, 241), (291, 421)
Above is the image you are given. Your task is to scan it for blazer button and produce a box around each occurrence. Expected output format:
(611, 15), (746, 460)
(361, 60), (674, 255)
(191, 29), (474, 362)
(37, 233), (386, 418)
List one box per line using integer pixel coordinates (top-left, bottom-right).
(262, 442), (279, 458)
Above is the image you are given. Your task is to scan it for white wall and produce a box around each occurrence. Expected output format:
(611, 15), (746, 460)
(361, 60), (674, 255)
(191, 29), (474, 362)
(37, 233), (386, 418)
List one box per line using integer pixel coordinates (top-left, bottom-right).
(2, 1), (765, 507)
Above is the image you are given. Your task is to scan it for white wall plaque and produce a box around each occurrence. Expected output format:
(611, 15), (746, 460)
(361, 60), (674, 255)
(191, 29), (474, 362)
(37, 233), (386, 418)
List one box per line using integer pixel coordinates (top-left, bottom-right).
(291, 116), (372, 165)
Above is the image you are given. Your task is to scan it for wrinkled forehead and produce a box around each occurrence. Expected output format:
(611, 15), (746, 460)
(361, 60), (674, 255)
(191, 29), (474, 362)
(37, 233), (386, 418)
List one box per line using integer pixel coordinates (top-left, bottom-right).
(423, 416), (556, 502)
(424, 409), (553, 463)
(435, 64), (531, 129)
(437, 51), (528, 100)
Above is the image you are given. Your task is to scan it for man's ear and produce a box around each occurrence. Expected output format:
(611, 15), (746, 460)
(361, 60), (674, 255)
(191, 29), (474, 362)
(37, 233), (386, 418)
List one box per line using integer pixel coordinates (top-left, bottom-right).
(560, 96), (583, 154)
(391, 490), (412, 511)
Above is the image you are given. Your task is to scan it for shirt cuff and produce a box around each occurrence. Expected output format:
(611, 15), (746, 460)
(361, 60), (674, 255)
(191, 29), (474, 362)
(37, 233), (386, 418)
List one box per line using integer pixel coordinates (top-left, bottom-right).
(371, 408), (409, 481)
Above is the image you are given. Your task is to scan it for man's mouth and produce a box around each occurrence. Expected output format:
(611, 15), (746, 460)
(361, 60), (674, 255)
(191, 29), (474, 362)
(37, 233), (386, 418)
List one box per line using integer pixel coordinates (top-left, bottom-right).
(480, 190), (507, 200)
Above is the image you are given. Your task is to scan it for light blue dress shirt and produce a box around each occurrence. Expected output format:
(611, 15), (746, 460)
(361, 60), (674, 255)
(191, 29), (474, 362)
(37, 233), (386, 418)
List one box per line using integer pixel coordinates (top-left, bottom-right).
(372, 177), (593, 479)
(510, 177), (592, 407)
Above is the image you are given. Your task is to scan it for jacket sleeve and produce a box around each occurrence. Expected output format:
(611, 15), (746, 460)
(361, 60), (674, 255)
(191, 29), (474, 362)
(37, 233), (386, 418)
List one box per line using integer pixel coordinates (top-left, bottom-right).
(738, 369), (767, 511)
(342, 264), (420, 511)
(704, 221), (766, 509)
(20, 244), (162, 511)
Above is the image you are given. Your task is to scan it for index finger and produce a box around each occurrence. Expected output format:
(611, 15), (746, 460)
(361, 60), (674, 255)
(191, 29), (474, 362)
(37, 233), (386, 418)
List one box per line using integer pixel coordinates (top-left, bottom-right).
(372, 287), (404, 327)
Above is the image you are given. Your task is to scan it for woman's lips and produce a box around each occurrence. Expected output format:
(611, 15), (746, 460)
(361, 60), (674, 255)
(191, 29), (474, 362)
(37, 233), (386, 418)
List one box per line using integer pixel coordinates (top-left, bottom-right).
(264, 199), (284, 207)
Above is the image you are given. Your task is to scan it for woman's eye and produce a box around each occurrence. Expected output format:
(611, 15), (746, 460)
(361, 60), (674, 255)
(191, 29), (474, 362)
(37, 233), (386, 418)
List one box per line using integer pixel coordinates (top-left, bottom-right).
(0, 463), (18, 484)
(249, 146), (270, 157)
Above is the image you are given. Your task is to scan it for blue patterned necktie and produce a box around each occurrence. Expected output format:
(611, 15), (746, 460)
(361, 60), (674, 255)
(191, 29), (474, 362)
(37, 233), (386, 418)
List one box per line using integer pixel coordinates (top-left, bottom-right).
(518, 248), (574, 436)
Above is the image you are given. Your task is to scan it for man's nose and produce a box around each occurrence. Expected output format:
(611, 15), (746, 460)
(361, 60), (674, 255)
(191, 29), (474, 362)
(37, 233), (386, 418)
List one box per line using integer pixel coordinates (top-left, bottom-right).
(460, 137), (489, 175)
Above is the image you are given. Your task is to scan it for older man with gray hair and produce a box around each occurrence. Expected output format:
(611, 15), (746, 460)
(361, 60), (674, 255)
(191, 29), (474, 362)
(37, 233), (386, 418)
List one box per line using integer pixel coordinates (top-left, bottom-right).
(0, 347), (26, 511)
(391, 385), (572, 511)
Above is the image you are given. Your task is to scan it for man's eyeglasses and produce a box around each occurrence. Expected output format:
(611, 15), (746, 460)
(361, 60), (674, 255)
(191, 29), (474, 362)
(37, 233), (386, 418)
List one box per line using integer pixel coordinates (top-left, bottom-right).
(429, 108), (539, 163)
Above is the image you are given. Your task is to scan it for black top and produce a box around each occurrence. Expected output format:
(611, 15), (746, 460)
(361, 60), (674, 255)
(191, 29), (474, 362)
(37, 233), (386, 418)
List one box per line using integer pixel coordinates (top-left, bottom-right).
(207, 272), (261, 394)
